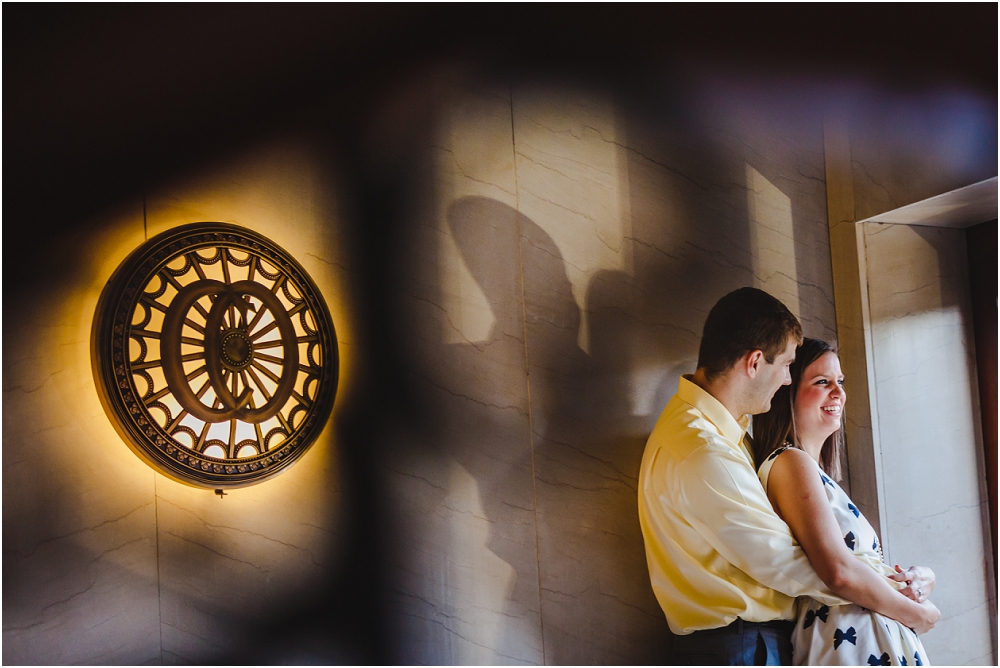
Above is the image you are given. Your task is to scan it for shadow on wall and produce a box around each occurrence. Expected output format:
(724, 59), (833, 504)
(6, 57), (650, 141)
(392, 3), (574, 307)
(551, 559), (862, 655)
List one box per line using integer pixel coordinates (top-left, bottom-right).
(384, 192), (681, 663)
(223, 83), (839, 665)
(510, 193), (675, 663)
(383, 193), (542, 663)
(372, 71), (843, 663)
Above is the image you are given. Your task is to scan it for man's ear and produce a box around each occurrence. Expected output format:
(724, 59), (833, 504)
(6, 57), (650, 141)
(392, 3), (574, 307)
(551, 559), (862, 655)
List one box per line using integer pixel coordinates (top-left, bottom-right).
(745, 350), (764, 378)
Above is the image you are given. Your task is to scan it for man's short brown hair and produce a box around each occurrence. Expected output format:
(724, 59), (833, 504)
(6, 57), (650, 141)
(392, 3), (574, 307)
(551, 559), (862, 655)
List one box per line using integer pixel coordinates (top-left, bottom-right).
(696, 287), (803, 380)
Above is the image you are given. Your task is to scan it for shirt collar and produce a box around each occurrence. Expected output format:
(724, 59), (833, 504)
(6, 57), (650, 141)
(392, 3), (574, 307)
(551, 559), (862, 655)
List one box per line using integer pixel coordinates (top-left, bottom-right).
(677, 375), (750, 446)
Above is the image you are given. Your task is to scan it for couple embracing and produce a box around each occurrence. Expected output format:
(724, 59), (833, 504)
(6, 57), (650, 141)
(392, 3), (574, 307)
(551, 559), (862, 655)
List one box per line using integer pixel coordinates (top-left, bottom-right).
(638, 288), (939, 666)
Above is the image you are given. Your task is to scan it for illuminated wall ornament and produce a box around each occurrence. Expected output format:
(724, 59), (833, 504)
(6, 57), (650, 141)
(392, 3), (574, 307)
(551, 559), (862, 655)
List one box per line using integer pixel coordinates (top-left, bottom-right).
(92, 222), (338, 488)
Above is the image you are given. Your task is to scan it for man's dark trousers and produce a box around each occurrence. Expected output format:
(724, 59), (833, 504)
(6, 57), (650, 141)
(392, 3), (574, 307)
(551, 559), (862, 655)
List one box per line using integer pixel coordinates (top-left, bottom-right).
(671, 618), (794, 665)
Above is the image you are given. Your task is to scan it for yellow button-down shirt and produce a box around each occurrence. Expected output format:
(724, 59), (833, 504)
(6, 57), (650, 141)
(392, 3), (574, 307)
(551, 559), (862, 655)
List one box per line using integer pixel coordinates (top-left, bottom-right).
(638, 376), (844, 635)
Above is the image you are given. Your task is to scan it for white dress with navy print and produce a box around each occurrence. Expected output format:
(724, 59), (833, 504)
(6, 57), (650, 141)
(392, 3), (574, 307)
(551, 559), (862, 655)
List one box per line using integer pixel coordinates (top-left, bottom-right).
(758, 446), (930, 666)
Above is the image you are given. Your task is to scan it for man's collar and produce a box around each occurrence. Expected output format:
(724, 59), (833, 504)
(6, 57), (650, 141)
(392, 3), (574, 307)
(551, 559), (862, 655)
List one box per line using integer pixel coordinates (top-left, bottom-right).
(677, 375), (749, 445)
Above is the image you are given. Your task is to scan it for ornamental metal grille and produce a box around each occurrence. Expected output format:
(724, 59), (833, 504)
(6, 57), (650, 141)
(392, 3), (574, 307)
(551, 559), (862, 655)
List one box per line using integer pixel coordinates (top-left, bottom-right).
(92, 223), (338, 488)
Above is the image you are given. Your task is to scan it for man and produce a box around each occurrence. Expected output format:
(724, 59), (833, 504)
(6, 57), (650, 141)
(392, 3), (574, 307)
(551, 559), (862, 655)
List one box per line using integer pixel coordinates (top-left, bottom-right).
(638, 287), (844, 665)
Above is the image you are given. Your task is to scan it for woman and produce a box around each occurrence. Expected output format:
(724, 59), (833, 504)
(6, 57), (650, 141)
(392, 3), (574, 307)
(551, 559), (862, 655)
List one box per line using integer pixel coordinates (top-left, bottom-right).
(753, 338), (939, 666)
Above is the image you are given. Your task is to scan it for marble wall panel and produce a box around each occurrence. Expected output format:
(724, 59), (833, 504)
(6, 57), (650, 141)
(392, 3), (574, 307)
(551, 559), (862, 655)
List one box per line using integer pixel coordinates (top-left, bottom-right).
(742, 118), (836, 344)
(142, 142), (352, 663)
(154, 461), (342, 663)
(3, 207), (161, 664)
(864, 222), (995, 665)
(511, 89), (668, 664)
(619, 95), (837, 390)
(384, 76), (543, 665)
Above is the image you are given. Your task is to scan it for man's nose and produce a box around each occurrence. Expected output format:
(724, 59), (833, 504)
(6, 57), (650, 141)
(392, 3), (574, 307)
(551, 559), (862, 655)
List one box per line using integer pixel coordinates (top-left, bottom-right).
(783, 369), (792, 385)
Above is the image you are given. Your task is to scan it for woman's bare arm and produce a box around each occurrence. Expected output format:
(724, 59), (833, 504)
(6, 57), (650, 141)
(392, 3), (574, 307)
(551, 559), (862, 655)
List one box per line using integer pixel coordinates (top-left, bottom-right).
(767, 448), (939, 634)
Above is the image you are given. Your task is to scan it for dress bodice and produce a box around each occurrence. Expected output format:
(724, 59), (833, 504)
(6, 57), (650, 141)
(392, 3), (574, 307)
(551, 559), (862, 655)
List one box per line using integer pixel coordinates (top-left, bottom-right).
(758, 445), (893, 579)
(759, 445), (929, 665)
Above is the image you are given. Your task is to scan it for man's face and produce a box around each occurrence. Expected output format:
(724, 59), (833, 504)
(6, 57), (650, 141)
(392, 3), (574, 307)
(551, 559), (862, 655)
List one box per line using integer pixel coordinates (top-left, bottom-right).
(748, 337), (797, 414)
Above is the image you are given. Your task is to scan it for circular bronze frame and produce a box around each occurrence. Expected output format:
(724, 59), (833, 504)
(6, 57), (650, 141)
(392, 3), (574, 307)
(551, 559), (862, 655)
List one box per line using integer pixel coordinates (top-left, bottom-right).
(92, 222), (338, 488)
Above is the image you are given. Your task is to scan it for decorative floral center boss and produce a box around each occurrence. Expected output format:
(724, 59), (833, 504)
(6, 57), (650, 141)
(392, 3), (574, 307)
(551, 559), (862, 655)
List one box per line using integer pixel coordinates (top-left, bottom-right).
(92, 222), (338, 488)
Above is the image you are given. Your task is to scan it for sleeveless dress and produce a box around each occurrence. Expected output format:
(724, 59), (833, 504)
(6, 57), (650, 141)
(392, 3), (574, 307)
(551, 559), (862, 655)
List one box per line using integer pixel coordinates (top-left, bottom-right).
(758, 446), (930, 666)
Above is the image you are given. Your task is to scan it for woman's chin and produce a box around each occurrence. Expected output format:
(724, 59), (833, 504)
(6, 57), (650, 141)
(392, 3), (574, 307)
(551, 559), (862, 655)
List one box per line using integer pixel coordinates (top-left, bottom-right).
(800, 420), (840, 443)
(818, 419), (841, 438)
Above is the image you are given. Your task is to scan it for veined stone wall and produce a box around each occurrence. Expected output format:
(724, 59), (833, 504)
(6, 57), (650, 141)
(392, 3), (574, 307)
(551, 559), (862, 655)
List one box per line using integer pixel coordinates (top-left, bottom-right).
(863, 222), (995, 665)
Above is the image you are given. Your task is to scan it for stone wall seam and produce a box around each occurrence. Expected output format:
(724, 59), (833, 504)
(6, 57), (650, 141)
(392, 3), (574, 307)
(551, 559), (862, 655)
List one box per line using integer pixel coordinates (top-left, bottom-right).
(510, 82), (548, 667)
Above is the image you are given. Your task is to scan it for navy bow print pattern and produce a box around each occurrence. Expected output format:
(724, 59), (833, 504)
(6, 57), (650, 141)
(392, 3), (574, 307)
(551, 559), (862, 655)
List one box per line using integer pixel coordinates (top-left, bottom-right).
(766, 446), (788, 463)
(833, 626), (857, 650)
(848, 502), (860, 517)
(844, 531), (856, 550)
(820, 472), (835, 487)
(914, 652), (923, 665)
(867, 653), (891, 665)
(900, 656), (907, 666)
(803, 605), (830, 629)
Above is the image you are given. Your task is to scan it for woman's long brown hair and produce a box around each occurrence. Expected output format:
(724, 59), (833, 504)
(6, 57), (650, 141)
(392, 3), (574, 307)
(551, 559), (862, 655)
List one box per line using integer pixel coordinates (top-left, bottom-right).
(752, 338), (844, 479)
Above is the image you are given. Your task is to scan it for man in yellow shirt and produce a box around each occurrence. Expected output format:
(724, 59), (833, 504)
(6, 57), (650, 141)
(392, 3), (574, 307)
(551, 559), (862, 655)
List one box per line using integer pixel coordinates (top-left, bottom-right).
(638, 287), (844, 665)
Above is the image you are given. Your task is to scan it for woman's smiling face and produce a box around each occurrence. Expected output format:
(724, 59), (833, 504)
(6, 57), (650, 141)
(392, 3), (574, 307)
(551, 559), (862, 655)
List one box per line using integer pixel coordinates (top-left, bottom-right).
(794, 351), (846, 441)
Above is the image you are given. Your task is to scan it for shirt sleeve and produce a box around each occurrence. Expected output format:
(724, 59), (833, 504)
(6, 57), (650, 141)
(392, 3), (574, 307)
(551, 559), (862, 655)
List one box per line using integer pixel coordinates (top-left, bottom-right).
(677, 442), (846, 605)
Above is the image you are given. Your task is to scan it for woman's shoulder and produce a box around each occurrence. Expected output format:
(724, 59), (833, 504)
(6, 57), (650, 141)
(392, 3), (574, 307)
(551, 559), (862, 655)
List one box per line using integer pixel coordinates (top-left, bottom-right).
(759, 444), (820, 489)
(760, 443), (813, 470)
(770, 446), (820, 475)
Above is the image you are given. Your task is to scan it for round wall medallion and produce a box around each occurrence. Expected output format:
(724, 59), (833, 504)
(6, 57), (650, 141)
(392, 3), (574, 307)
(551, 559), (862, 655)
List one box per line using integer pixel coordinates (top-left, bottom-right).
(92, 222), (338, 488)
